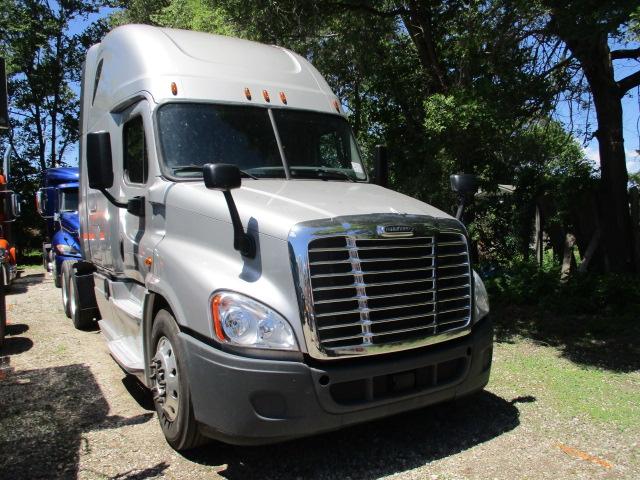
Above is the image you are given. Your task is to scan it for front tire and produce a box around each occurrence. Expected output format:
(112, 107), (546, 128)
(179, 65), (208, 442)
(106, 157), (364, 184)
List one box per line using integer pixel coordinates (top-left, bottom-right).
(60, 260), (75, 318)
(53, 256), (62, 288)
(149, 309), (205, 451)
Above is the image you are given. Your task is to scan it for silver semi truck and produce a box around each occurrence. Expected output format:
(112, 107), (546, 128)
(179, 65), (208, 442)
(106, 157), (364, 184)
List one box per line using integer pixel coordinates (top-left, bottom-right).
(68, 24), (492, 450)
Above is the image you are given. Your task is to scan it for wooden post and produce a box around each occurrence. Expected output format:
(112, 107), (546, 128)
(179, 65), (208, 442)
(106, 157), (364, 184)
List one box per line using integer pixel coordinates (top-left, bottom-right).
(535, 204), (543, 268)
(577, 229), (601, 273)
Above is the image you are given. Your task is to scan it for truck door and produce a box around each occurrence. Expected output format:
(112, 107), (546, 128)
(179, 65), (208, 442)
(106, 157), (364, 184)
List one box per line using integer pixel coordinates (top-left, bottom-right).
(119, 102), (151, 282)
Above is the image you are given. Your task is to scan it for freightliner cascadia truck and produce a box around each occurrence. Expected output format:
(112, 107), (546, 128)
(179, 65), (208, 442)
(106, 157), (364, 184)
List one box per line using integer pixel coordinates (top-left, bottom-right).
(69, 25), (492, 450)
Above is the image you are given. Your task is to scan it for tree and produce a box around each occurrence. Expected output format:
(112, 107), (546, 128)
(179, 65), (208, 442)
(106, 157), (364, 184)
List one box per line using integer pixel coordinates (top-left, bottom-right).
(0, 0), (110, 251)
(529, 1), (640, 272)
(0, 0), (110, 171)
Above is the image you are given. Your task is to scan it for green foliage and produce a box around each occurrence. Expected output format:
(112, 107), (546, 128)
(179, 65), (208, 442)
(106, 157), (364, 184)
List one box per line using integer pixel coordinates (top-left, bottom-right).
(486, 256), (640, 316)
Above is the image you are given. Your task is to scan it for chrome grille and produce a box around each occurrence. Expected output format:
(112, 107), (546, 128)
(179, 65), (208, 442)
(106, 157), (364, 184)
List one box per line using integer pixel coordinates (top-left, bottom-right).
(307, 232), (471, 353)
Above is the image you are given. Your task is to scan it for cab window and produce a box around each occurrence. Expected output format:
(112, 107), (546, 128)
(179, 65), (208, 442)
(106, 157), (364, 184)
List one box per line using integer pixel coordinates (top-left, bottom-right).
(123, 116), (148, 184)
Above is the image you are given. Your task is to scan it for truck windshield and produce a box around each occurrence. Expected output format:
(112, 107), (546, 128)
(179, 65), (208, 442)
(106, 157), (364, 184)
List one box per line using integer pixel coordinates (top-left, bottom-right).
(156, 103), (367, 181)
(60, 189), (78, 212)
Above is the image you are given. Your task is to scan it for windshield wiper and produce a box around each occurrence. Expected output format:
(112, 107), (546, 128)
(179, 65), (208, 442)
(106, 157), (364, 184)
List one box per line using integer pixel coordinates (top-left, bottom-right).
(290, 168), (355, 182)
(172, 165), (259, 179)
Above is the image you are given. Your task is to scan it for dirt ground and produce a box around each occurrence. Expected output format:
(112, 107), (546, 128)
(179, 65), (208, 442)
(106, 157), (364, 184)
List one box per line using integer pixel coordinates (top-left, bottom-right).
(0, 266), (638, 480)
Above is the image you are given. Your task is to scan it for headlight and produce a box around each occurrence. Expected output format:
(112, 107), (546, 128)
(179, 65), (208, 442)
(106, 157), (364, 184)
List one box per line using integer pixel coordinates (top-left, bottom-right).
(473, 270), (490, 322)
(211, 291), (298, 351)
(54, 244), (80, 255)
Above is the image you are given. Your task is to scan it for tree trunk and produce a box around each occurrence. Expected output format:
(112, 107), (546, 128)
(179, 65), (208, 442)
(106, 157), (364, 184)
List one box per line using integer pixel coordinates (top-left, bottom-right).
(562, 32), (634, 273)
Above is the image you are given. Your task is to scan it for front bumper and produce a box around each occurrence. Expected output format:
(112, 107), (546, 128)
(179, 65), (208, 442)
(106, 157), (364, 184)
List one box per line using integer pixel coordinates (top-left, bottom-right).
(183, 316), (493, 445)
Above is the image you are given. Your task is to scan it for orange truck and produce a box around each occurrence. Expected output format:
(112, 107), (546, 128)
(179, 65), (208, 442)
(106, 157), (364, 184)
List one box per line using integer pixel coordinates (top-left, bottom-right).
(0, 57), (20, 347)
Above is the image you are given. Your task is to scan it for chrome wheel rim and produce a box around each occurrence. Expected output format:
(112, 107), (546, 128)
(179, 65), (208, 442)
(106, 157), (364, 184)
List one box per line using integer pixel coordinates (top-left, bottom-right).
(151, 336), (180, 422)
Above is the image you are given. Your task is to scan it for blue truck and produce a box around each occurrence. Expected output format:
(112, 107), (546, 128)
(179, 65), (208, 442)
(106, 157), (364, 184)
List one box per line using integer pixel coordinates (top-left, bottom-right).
(36, 167), (81, 288)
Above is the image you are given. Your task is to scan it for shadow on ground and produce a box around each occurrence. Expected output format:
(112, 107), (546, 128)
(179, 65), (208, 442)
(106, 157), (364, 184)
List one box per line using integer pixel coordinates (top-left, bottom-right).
(493, 304), (640, 372)
(0, 363), (153, 479)
(5, 323), (29, 336)
(184, 390), (521, 480)
(0, 335), (33, 355)
(7, 272), (46, 295)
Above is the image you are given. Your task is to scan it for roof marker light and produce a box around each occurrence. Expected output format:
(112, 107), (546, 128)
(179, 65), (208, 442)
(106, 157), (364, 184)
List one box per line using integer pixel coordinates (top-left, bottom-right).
(279, 91), (287, 104)
(262, 90), (271, 102)
(171, 82), (178, 96)
(244, 87), (252, 100)
(333, 99), (340, 112)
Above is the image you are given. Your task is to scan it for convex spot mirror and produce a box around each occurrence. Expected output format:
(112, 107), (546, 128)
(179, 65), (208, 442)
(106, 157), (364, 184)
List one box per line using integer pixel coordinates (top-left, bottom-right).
(87, 131), (114, 190)
(450, 174), (478, 195)
(203, 163), (241, 191)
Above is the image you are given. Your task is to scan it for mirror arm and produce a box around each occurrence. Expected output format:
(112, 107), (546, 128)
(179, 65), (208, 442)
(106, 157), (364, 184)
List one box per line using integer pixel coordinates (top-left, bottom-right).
(455, 194), (466, 221)
(99, 188), (127, 209)
(223, 190), (255, 258)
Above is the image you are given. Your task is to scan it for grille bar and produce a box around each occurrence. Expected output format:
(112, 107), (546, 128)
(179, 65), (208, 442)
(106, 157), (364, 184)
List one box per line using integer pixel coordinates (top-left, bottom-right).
(315, 289), (435, 304)
(307, 231), (472, 354)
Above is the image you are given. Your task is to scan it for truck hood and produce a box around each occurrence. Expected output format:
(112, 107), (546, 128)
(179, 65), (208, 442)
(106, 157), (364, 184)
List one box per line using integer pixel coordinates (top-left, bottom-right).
(167, 180), (454, 240)
(59, 211), (80, 234)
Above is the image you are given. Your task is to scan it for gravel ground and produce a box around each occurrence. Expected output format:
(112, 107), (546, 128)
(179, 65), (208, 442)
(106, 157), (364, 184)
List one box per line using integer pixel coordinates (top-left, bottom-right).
(0, 266), (638, 479)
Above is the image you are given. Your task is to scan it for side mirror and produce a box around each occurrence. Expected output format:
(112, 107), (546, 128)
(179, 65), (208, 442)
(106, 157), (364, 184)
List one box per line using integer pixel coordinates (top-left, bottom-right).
(450, 174), (478, 195)
(450, 174), (478, 222)
(1, 191), (20, 222)
(203, 163), (241, 191)
(203, 163), (254, 258)
(35, 188), (45, 216)
(87, 131), (114, 189)
(11, 193), (21, 218)
(373, 145), (388, 187)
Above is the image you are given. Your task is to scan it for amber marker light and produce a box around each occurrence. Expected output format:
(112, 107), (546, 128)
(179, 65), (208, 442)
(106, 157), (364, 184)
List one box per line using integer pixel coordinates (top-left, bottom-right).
(279, 91), (287, 104)
(170, 82), (178, 96)
(211, 295), (226, 341)
(244, 87), (252, 100)
(262, 90), (271, 102)
(144, 256), (153, 267)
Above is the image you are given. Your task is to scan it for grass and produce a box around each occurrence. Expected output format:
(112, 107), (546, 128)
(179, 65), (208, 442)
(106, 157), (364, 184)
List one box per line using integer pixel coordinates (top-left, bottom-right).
(496, 340), (640, 430)
(19, 249), (44, 266)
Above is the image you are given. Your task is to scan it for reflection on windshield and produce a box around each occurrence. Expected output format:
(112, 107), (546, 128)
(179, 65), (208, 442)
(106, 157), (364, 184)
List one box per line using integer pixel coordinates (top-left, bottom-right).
(272, 109), (366, 180)
(157, 104), (283, 178)
(156, 103), (367, 181)
(60, 189), (78, 212)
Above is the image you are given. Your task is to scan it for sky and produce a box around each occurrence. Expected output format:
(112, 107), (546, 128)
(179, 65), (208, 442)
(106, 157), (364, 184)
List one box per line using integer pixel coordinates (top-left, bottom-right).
(553, 49), (640, 175)
(61, 8), (640, 176)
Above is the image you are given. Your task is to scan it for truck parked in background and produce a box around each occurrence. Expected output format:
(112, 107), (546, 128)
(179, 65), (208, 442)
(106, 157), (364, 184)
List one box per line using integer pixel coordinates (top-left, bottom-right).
(36, 167), (81, 288)
(0, 58), (21, 347)
(68, 25), (492, 450)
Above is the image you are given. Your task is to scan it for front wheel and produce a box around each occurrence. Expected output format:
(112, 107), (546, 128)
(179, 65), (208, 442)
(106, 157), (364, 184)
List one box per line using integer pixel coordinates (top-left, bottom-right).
(60, 260), (75, 318)
(53, 256), (62, 288)
(149, 309), (205, 451)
